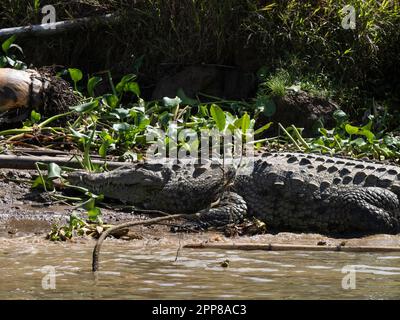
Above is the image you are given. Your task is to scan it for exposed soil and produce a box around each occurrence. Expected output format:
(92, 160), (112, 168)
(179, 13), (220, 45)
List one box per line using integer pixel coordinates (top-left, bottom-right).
(264, 90), (339, 137)
(1, 168), (400, 248)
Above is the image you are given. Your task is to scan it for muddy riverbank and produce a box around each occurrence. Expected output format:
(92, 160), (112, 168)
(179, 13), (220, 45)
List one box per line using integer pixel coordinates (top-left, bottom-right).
(1, 168), (400, 249)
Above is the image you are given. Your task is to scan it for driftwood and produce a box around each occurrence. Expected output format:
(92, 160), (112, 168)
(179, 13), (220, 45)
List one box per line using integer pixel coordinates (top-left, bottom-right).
(92, 214), (187, 272)
(0, 154), (132, 170)
(0, 68), (46, 113)
(184, 243), (400, 253)
(0, 68), (80, 126)
(0, 13), (118, 39)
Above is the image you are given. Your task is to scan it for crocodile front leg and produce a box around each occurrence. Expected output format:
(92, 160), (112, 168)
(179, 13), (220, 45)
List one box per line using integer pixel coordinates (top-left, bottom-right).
(325, 187), (400, 234)
(175, 192), (247, 231)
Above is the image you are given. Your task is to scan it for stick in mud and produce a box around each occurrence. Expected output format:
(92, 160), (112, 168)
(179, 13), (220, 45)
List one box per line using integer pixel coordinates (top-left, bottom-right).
(92, 214), (187, 272)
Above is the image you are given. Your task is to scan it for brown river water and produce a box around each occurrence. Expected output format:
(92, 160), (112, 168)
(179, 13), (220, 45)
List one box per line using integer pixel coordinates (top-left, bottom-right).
(1, 236), (400, 299)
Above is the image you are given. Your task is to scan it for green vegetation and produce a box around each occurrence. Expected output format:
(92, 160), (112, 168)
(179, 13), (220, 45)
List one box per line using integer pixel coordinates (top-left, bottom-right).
(0, 34), (26, 69)
(277, 111), (400, 160)
(262, 70), (290, 98)
(0, 33), (399, 163)
(0, 1), (398, 116)
(0, 1), (399, 239)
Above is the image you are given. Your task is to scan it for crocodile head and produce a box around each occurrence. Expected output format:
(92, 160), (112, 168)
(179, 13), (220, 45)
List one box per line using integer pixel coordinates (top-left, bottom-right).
(67, 162), (236, 213)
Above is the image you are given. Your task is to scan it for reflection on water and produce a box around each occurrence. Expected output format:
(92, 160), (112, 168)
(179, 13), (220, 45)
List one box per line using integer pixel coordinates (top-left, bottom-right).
(0, 238), (399, 299)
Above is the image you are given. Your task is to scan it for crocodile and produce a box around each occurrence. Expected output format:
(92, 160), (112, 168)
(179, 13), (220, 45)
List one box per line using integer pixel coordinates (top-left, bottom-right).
(67, 152), (400, 235)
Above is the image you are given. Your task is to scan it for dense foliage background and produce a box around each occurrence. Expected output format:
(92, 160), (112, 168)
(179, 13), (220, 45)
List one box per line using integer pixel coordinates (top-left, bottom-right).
(0, 1), (398, 110)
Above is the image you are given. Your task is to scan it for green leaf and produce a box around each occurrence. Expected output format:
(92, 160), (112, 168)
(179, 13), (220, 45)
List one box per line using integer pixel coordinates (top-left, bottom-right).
(2, 35), (16, 54)
(333, 110), (348, 124)
(383, 135), (400, 147)
(345, 124), (375, 142)
(83, 198), (95, 211)
(350, 138), (367, 147)
(254, 122), (273, 135)
(110, 108), (130, 120)
(102, 94), (119, 109)
(210, 104), (226, 132)
(163, 96), (182, 108)
(87, 76), (102, 97)
(30, 110), (41, 123)
(362, 130), (375, 142)
(362, 120), (373, 131)
(240, 112), (251, 134)
(113, 123), (131, 132)
(345, 124), (360, 135)
(116, 74), (136, 93)
(31, 176), (46, 189)
(69, 100), (99, 113)
(125, 82), (141, 97)
(99, 142), (108, 158)
(88, 207), (102, 222)
(68, 68), (83, 83)
(34, 0), (41, 13)
(69, 127), (89, 139)
(47, 163), (62, 180)
(98, 132), (115, 157)
(198, 105), (209, 117)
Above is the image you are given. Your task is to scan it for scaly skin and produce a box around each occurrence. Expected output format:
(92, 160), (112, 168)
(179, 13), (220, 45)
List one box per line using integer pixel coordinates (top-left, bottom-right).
(67, 153), (400, 235)
(67, 162), (247, 227)
(234, 153), (400, 234)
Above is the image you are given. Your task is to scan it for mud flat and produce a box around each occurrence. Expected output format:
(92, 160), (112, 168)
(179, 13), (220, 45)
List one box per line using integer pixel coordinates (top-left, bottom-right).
(1, 168), (400, 248)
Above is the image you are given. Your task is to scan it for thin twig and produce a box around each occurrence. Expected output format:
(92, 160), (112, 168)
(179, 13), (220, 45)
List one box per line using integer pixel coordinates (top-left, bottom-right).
(92, 214), (187, 272)
(174, 234), (183, 262)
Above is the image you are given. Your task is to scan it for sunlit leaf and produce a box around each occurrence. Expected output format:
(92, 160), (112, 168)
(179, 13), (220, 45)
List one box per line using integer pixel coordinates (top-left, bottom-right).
(210, 104), (226, 132)
(163, 96), (182, 108)
(254, 122), (273, 135)
(68, 68), (83, 83)
(241, 112), (251, 134)
(48, 163), (62, 180)
(2, 35), (16, 54)
(88, 207), (102, 222)
(113, 123), (131, 132)
(69, 100), (99, 113)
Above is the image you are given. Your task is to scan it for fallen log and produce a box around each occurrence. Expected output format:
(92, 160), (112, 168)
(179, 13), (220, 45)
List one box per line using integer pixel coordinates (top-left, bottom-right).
(184, 243), (400, 253)
(0, 154), (132, 170)
(0, 68), (80, 126)
(0, 13), (118, 39)
(0, 69), (44, 112)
